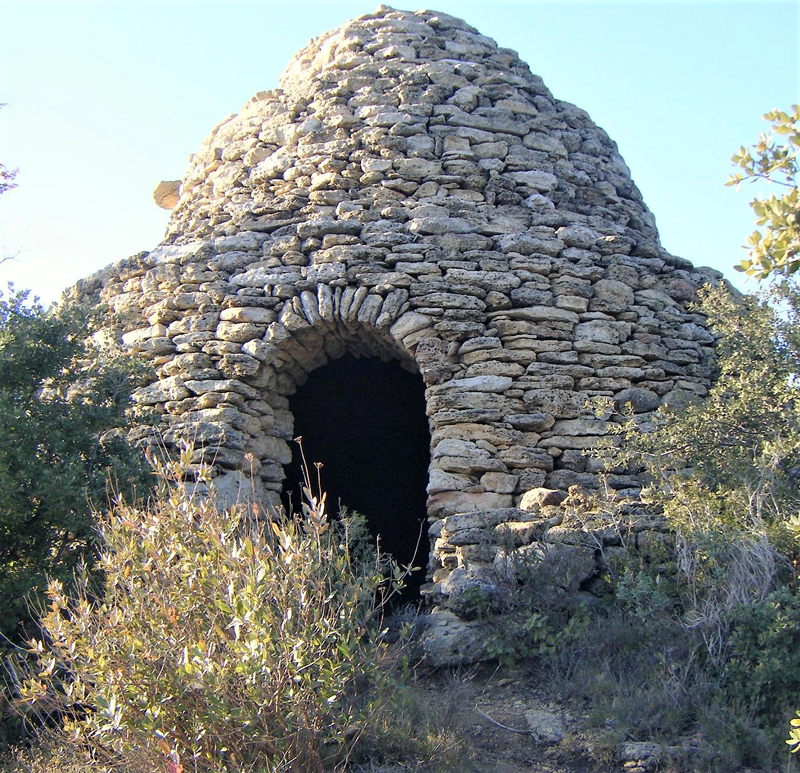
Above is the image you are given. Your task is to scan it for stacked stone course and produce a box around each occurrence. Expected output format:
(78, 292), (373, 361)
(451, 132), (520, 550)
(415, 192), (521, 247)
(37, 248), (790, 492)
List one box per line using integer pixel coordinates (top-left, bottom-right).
(73, 6), (720, 633)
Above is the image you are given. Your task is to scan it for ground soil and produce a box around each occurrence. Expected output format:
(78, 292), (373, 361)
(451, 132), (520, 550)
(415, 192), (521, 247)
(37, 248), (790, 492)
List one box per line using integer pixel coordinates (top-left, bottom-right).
(409, 663), (623, 773)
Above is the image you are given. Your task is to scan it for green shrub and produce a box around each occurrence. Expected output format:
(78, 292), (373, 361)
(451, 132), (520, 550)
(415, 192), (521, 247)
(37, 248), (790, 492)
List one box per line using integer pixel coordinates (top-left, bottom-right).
(612, 282), (800, 535)
(460, 546), (585, 668)
(724, 585), (800, 718)
(12, 449), (454, 772)
(597, 280), (800, 763)
(0, 287), (151, 645)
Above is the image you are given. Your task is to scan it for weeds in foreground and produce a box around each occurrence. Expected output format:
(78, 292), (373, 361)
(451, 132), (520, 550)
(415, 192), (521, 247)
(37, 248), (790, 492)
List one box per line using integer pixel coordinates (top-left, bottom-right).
(452, 475), (800, 771)
(5, 447), (464, 772)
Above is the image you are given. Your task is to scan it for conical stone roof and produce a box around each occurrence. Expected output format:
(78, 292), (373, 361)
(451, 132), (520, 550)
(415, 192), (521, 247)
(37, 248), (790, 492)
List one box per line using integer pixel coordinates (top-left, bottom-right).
(164, 6), (660, 250)
(77, 7), (721, 655)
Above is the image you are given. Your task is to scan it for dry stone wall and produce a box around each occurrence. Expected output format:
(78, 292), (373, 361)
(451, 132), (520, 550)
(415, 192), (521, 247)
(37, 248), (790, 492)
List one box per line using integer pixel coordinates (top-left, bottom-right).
(73, 6), (720, 632)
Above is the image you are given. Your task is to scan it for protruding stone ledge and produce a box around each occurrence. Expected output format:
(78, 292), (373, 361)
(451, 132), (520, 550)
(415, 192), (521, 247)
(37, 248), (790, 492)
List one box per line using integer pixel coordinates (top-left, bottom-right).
(153, 180), (180, 209)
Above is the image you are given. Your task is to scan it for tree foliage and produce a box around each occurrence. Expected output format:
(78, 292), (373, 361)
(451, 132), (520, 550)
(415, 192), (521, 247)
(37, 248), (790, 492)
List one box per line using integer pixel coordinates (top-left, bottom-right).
(0, 104), (17, 199)
(0, 288), (150, 644)
(606, 281), (800, 760)
(615, 282), (800, 534)
(0, 164), (16, 198)
(729, 105), (800, 279)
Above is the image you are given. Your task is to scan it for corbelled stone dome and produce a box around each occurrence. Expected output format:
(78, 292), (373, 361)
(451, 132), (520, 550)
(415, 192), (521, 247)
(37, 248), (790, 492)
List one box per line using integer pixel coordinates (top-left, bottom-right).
(77, 6), (720, 645)
(165, 6), (660, 250)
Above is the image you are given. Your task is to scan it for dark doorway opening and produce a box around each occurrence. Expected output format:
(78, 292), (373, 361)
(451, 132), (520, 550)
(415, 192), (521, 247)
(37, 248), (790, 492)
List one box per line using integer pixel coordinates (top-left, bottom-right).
(283, 354), (431, 603)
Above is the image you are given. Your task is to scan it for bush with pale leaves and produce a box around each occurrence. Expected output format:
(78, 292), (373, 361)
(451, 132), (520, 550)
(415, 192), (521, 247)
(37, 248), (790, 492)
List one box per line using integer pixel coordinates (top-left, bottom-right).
(15, 449), (433, 772)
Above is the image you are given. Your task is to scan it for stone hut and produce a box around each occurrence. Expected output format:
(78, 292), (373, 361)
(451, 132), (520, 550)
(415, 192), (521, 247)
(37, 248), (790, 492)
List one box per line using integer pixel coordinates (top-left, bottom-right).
(74, 6), (719, 639)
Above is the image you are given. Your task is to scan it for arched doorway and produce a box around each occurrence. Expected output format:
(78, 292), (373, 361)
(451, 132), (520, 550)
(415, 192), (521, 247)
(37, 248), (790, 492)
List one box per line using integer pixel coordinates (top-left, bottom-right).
(283, 354), (431, 602)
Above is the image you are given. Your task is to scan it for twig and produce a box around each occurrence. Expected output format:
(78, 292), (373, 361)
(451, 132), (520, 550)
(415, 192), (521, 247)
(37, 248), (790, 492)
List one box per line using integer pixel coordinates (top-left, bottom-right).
(475, 707), (540, 742)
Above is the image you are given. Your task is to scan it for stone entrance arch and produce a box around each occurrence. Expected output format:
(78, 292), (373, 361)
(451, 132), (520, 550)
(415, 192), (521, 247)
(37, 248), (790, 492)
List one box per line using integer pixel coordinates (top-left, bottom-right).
(283, 353), (431, 600)
(236, 286), (442, 597)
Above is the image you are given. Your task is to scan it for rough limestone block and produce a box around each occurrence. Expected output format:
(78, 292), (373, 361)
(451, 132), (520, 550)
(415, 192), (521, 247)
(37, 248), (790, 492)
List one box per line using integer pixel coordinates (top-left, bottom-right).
(420, 610), (489, 667)
(153, 180), (180, 209)
(216, 322), (265, 343)
(614, 387), (660, 413)
(524, 710), (567, 744)
(480, 471), (518, 494)
(449, 375), (512, 393)
(519, 487), (567, 510)
(427, 491), (514, 519)
(122, 324), (167, 348)
(133, 376), (190, 405)
(219, 306), (275, 324)
(590, 279), (636, 313)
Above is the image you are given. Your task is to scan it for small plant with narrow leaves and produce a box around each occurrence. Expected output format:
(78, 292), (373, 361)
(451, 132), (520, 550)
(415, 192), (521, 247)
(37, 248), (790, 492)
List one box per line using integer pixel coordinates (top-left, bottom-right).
(460, 546), (584, 668)
(12, 448), (458, 772)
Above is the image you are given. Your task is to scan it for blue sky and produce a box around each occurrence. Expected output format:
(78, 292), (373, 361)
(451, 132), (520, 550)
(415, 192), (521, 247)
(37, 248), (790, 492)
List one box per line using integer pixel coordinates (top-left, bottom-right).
(0, 0), (798, 303)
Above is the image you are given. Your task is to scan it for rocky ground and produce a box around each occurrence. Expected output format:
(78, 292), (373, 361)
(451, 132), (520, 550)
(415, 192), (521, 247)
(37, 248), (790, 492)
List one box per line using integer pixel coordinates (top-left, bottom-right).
(383, 663), (771, 773)
(411, 664), (649, 772)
